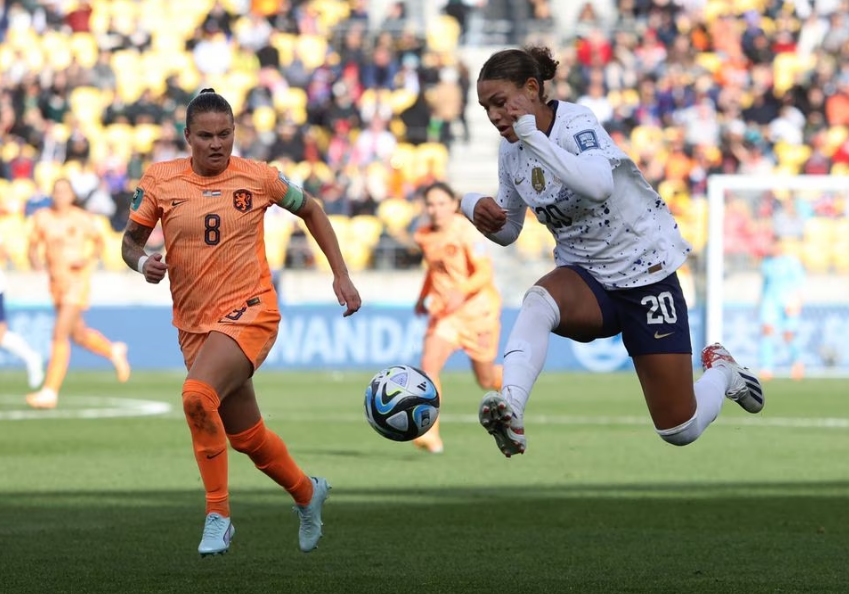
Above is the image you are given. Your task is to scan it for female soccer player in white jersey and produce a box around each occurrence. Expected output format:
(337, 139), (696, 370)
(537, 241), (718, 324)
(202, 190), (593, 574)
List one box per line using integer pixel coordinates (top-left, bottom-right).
(462, 46), (764, 457)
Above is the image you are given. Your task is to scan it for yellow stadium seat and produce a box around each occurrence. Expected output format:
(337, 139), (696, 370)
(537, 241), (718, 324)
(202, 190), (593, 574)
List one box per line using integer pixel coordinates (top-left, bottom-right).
(824, 126), (848, 157)
(377, 198), (415, 237)
(831, 162), (849, 176)
(9, 179), (37, 214)
(773, 142), (812, 170)
(833, 240), (849, 272)
(389, 89), (418, 114)
(415, 143), (449, 181)
(70, 33), (99, 68)
(426, 15), (461, 53)
(133, 124), (162, 154)
(34, 161), (64, 194)
(342, 241), (372, 272)
(41, 31), (73, 70)
(348, 215), (384, 248)
(696, 52), (723, 74)
(295, 35), (328, 71)
(253, 106), (277, 134)
(0, 215), (31, 269)
(630, 125), (664, 150)
(802, 240), (832, 273)
(803, 217), (835, 244)
(389, 143), (417, 182)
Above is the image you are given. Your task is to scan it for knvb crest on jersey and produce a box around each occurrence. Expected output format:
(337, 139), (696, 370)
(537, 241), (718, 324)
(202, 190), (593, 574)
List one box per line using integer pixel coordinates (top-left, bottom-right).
(233, 189), (253, 212)
(531, 167), (546, 193)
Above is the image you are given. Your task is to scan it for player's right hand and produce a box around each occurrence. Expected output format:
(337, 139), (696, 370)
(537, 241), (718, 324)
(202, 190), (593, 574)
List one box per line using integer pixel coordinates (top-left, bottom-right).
(414, 299), (427, 316)
(142, 253), (168, 284)
(473, 197), (507, 234)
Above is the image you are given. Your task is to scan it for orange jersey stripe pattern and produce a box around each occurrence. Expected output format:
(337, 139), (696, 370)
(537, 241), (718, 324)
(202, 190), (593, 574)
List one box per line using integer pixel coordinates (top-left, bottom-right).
(129, 156), (303, 332)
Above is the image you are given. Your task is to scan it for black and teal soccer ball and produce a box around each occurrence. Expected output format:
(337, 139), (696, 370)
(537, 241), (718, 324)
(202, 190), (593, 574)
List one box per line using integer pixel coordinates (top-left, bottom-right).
(364, 365), (440, 441)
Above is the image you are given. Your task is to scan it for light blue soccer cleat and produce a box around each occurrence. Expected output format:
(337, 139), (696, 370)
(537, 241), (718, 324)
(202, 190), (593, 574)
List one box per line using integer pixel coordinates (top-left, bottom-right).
(701, 343), (764, 413)
(294, 477), (330, 553)
(198, 513), (235, 557)
(479, 391), (527, 458)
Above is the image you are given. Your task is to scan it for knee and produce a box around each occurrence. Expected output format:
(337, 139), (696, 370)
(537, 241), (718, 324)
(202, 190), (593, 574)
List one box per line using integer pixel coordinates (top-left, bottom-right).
(656, 413), (700, 447)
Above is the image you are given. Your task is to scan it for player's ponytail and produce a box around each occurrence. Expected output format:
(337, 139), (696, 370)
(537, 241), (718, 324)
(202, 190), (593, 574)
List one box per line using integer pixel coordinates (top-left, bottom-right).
(186, 88), (234, 130)
(478, 45), (559, 101)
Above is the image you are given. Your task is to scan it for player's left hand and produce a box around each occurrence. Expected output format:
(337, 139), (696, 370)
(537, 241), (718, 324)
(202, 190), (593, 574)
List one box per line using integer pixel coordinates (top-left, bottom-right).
(506, 92), (535, 122)
(334, 273), (362, 317)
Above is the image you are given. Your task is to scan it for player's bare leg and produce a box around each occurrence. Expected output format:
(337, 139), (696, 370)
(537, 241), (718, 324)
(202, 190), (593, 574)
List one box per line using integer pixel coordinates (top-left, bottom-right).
(70, 317), (131, 383)
(26, 302), (80, 409)
(414, 334), (452, 453)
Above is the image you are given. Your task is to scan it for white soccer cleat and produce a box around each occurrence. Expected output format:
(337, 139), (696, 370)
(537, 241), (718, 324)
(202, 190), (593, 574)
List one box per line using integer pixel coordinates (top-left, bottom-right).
(25, 387), (57, 409)
(294, 476), (330, 553)
(26, 355), (44, 390)
(701, 343), (764, 413)
(198, 513), (235, 557)
(479, 391), (527, 458)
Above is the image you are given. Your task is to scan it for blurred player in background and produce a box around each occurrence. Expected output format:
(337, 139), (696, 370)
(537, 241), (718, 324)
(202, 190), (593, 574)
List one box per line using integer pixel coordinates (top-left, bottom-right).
(759, 234), (806, 380)
(122, 89), (361, 557)
(0, 235), (44, 388)
(26, 178), (130, 409)
(463, 46), (763, 458)
(413, 181), (503, 454)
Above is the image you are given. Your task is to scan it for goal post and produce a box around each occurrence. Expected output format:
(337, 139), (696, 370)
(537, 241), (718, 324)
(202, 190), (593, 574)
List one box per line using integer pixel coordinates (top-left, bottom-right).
(706, 174), (849, 376)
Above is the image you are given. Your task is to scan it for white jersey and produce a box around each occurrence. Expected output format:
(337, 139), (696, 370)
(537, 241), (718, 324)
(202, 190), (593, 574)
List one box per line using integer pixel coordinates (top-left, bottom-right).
(494, 101), (691, 290)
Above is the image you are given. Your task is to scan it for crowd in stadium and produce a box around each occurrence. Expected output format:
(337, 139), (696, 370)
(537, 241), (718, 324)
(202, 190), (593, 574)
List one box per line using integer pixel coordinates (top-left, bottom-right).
(0, 0), (848, 274)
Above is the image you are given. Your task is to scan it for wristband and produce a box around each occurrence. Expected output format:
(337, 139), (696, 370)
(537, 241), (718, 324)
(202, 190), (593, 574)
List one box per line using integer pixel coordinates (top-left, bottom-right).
(460, 192), (485, 221)
(137, 255), (149, 274)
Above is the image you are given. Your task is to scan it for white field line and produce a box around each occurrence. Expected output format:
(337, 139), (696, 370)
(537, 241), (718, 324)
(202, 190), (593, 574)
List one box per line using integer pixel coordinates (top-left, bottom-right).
(0, 395), (171, 421)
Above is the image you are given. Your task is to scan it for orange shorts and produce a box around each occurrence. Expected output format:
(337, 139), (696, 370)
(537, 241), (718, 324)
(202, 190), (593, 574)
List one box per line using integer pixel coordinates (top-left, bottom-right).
(178, 292), (281, 371)
(50, 273), (91, 310)
(427, 306), (501, 363)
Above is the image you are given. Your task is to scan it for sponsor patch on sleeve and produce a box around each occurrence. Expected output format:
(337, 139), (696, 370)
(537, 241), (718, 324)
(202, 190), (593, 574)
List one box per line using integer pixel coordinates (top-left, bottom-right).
(573, 129), (600, 152)
(131, 187), (144, 211)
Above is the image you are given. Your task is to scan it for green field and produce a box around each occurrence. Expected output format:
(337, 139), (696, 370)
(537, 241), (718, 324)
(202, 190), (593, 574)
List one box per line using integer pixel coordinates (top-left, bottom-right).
(1, 370), (848, 593)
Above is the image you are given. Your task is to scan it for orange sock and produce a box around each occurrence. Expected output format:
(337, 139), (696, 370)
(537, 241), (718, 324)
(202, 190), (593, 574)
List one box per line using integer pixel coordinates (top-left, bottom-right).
(227, 419), (313, 506)
(44, 339), (71, 392)
(182, 379), (229, 517)
(75, 328), (113, 358)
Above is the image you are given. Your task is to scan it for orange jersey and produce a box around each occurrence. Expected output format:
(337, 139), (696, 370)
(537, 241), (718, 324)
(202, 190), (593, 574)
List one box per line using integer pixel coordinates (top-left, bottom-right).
(129, 156), (304, 333)
(414, 213), (500, 316)
(30, 206), (102, 282)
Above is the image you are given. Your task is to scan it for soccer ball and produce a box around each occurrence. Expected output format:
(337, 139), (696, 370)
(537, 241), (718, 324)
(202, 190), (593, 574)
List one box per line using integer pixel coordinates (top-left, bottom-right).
(364, 364), (440, 442)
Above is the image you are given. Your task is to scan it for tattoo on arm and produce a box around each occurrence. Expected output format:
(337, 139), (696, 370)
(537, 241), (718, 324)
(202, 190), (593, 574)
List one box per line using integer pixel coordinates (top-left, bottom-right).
(121, 220), (154, 270)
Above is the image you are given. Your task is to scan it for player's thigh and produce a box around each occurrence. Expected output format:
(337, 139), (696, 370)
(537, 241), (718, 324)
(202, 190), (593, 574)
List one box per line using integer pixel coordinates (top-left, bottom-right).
(633, 353), (696, 430)
(187, 331), (254, 400)
(53, 302), (82, 339)
(420, 329), (456, 375)
(535, 266), (607, 341)
(218, 379), (261, 434)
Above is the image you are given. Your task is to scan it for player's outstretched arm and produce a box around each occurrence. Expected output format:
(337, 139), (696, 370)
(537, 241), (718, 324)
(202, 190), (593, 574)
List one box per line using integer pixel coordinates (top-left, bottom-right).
(121, 220), (168, 284)
(296, 195), (362, 317)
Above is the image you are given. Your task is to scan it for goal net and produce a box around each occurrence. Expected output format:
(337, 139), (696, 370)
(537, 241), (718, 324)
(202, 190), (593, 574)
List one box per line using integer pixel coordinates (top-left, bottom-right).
(705, 174), (849, 377)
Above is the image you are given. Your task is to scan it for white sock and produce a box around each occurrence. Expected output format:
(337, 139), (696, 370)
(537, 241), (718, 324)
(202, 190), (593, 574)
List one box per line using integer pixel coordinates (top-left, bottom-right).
(1, 331), (39, 364)
(501, 286), (561, 425)
(657, 367), (728, 445)
(692, 367), (728, 433)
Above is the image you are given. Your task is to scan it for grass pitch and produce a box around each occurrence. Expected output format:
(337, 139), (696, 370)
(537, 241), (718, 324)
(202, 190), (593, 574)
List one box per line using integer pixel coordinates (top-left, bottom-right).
(1, 370), (848, 593)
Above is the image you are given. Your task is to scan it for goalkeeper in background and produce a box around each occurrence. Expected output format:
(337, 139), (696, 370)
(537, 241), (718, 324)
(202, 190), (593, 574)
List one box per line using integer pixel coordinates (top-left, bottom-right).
(759, 234), (806, 380)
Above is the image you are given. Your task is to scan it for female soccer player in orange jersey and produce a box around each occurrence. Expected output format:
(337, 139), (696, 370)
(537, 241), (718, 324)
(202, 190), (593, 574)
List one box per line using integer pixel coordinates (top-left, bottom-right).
(25, 178), (130, 409)
(121, 89), (362, 557)
(412, 182), (503, 454)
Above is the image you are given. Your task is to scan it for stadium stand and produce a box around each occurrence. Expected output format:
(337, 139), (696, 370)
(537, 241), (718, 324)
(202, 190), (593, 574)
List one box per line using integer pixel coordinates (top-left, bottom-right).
(0, 0), (848, 276)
